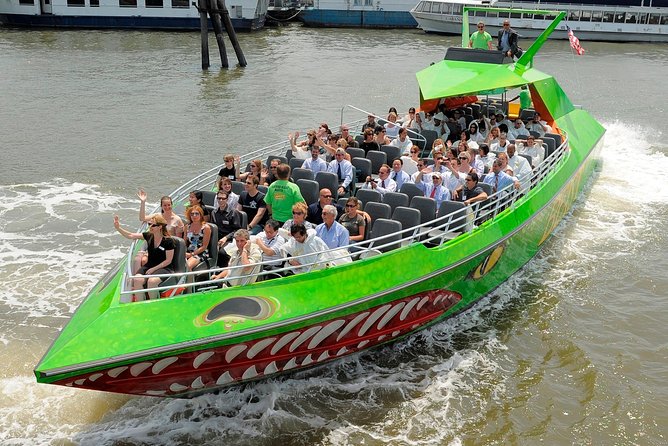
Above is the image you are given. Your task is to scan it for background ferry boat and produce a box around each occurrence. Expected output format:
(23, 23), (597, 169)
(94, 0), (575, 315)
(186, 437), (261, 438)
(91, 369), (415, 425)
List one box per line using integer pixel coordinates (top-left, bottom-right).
(411, 0), (668, 42)
(298, 0), (418, 28)
(0, 0), (269, 30)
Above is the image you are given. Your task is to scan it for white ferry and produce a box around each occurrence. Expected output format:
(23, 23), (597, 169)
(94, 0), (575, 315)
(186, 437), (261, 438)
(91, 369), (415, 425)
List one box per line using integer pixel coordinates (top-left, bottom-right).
(0, 0), (269, 30)
(410, 0), (668, 42)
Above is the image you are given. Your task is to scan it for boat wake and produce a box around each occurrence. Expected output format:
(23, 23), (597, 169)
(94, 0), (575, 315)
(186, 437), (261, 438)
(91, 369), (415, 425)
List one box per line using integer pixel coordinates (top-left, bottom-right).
(3, 121), (667, 445)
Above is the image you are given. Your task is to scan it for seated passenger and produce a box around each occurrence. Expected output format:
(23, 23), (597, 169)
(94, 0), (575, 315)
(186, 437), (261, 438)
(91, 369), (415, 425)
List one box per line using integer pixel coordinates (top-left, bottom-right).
(301, 145), (328, 174)
(479, 143), (496, 173)
(359, 128), (380, 155)
(432, 113), (450, 140)
(483, 158), (520, 193)
(289, 130), (316, 160)
(402, 107), (420, 131)
(282, 223), (330, 274)
(135, 190), (184, 273)
(509, 118), (530, 140)
(327, 148), (355, 197)
(211, 229), (262, 286)
(389, 158), (412, 189)
(316, 205), (350, 250)
(307, 188), (342, 225)
(362, 114), (378, 133)
(238, 159), (263, 183)
(458, 172), (488, 206)
(390, 127), (414, 153)
(468, 122), (485, 144)
(491, 132), (510, 152)
(339, 197), (366, 243)
(414, 171), (451, 208)
(281, 202), (316, 238)
(484, 126), (500, 146)
(215, 177), (239, 211)
(237, 174), (267, 235)
(216, 154), (240, 183)
(525, 112), (552, 136)
(188, 190), (211, 222)
(262, 158), (281, 187)
(211, 191), (243, 267)
(184, 205), (212, 271)
(467, 142), (485, 176)
(340, 124), (356, 146)
(429, 138), (446, 158)
(374, 126), (391, 146)
(400, 146), (421, 176)
(361, 163), (397, 196)
(113, 214), (175, 301)
(253, 219), (286, 270)
(505, 144), (533, 183)
(516, 135), (545, 167)
(384, 112), (400, 139)
(495, 112), (513, 130)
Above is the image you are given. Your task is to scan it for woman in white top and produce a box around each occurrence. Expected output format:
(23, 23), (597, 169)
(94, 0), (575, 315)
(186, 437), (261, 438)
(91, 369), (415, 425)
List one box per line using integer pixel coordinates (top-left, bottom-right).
(384, 112), (400, 139)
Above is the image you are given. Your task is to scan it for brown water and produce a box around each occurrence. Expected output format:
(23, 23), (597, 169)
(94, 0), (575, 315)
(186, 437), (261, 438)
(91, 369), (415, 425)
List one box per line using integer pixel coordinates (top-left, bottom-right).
(1, 25), (667, 445)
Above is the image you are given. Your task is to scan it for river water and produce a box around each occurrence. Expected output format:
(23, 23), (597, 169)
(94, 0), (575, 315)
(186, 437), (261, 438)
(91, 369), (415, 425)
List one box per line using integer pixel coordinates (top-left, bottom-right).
(1, 24), (667, 445)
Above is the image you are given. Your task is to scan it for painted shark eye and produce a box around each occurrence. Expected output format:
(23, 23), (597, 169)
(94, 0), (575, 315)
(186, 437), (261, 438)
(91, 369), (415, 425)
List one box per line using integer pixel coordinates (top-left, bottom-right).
(205, 297), (274, 323)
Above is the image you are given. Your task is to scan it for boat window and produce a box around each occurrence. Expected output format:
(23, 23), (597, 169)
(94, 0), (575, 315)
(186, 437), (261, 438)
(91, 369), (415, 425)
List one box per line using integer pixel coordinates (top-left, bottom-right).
(67, 0), (84, 6)
(661, 15), (668, 25)
(591, 11), (602, 22)
(421, 1), (431, 12)
(580, 10), (591, 22)
(486, 11), (497, 18)
(614, 12), (626, 23)
(602, 11), (614, 23)
(442, 3), (451, 14)
(353, 0), (360, 5)
(533, 13), (544, 20)
(171, 0), (188, 7)
(90, 0), (99, 5)
(474, 10), (485, 17)
(626, 14), (637, 23)
(648, 13), (660, 24)
(498, 12), (509, 18)
(568, 10), (580, 21)
(452, 4), (461, 14)
(432, 3), (441, 14)
(510, 12), (521, 19)
(522, 13), (532, 20)
(119, 0), (137, 6)
(146, 0), (163, 7)
(18, 0), (34, 3)
(637, 13), (647, 24)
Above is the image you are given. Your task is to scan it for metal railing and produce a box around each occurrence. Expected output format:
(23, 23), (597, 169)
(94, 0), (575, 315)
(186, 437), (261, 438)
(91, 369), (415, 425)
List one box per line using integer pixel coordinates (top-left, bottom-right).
(120, 120), (568, 300)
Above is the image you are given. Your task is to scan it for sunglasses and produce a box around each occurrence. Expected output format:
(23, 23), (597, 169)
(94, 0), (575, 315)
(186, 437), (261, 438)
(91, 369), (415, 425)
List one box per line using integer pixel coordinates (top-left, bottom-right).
(321, 195), (333, 199)
(292, 211), (304, 215)
(190, 212), (201, 216)
(150, 223), (162, 228)
(459, 157), (468, 161)
(345, 204), (356, 208)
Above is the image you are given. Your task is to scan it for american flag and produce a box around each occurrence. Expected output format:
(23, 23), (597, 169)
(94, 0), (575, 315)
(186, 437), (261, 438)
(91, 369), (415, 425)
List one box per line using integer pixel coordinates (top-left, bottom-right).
(566, 26), (585, 56)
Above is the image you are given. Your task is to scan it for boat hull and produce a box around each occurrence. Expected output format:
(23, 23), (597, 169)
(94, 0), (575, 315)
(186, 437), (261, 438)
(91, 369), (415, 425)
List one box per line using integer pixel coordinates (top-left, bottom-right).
(35, 108), (603, 397)
(299, 9), (417, 28)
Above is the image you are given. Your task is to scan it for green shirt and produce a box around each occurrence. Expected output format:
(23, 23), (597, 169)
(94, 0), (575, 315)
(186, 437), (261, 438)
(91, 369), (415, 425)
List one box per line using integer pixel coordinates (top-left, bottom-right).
(520, 89), (532, 109)
(470, 31), (492, 50)
(264, 180), (304, 222)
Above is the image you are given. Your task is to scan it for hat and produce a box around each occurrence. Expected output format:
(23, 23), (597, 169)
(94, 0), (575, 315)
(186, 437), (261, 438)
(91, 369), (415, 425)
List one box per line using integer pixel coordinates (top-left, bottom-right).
(468, 141), (479, 150)
(431, 172), (441, 179)
(496, 111), (505, 117)
(433, 112), (445, 121)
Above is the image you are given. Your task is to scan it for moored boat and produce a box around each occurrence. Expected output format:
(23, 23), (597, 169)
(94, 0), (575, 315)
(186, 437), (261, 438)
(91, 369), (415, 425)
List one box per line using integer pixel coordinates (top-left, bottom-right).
(411, 0), (668, 42)
(298, 0), (418, 28)
(34, 7), (605, 398)
(0, 0), (268, 30)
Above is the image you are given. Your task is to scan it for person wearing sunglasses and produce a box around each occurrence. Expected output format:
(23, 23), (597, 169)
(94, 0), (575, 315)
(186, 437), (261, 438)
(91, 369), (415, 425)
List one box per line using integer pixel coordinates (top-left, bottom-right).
(497, 19), (521, 60)
(307, 188), (342, 226)
(339, 197), (366, 243)
(211, 192), (243, 267)
(469, 21), (493, 50)
(113, 214), (175, 301)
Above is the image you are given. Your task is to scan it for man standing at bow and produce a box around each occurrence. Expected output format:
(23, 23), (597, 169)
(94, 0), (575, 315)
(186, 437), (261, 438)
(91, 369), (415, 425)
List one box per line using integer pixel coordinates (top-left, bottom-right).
(497, 20), (521, 59)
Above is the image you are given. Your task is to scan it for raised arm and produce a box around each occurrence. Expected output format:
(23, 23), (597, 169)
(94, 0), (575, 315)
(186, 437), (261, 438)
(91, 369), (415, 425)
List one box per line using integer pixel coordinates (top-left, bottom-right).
(137, 189), (148, 222)
(114, 215), (144, 240)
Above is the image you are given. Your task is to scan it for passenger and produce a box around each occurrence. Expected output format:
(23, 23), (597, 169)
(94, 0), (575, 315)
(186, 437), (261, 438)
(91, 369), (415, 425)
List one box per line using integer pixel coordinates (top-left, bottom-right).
(467, 142), (485, 176)
(483, 158), (520, 193)
(264, 164), (305, 225)
(526, 112), (552, 136)
(495, 112), (513, 130)
(468, 121), (485, 144)
(253, 219), (287, 270)
(384, 112), (400, 139)
(402, 107), (420, 131)
(390, 127), (414, 153)
(340, 124), (355, 146)
(362, 114), (378, 133)
(429, 138), (446, 158)
(301, 145), (328, 174)
(400, 146), (421, 175)
(137, 189), (184, 237)
(419, 111), (436, 133)
(262, 158), (281, 186)
(484, 126), (500, 146)
(498, 19), (521, 59)
(509, 118), (530, 140)
(183, 205), (212, 271)
(281, 202), (316, 237)
(215, 177), (239, 211)
(459, 172), (488, 206)
(453, 110), (467, 132)
(469, 21), (493, 50)
(339, 197), (367, 243)
(374, 125), (391, 146)
(188, 190), (211, 222)
(238, 159), (263, 183)
(410, 158), (428, 183)
(216, 154), (240, 183)
(457, 139), (470, 156)
(289, 130), (316, 160)
(491, 132), (511, 152)
(390, 158), (413, 189)
(307, 188), (342, 225)
(443, 157), (466, 198)
(211, 229), (262, 286)
(327, 148), (355, 197)
(506, 144), (533, 182)
(211, 192), (243, 267)
(516, 135), (545, 167)
(414, 171), (451, 208)
(282, 223), (330, 274)
(457, 152), (477, 179)
(361, 163), (397, 196)
(359, 128), (381, 154)
(432, 112), (450, 140)
(237, 174), (267, 235)
(113, 214), (175, 301)
(479, 143), (496, 172)
(316, 205), (350, 250)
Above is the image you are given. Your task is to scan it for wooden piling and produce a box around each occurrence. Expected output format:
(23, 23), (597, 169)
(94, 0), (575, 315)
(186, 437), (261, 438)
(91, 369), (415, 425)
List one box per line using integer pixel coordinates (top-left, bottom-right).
(218, 0), (247, 67)
(210, 0), (229, 69)
(198, 0), (210, 70)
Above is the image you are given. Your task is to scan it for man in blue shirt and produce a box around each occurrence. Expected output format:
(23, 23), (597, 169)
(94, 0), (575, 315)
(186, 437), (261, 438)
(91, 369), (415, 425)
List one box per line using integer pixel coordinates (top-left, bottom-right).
(316, 205), (350, 250)
(483, 159), (519, 193)
(328, 148), (355, 197)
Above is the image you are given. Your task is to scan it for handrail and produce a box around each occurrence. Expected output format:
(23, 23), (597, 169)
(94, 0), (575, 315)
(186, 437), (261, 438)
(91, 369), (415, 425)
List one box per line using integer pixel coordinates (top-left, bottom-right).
(119, 130), (569, 299)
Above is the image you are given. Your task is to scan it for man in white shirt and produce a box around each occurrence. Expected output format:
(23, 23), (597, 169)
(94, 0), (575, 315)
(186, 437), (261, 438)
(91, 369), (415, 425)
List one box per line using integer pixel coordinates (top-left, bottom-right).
(517, 135), (545, 167)
(525, 112), (552, 137)
(327, 148), (355, 197)
(389, 158), (412, 190)
(509, 119), (529, 140)
(301, 146), (328, 174)
(390, 127), (414, 153)
(506, 144), (533, 186)
(361, 163), (397, 196)
(491, 133), (511, 152)
(495, 112), (513, 130)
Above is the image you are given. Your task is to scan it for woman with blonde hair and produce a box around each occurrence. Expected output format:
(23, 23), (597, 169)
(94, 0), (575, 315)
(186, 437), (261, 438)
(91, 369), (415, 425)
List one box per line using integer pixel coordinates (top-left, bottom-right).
(280, 201), (315, 238)
(239, 159), (263, 183)
(114, 213), (175, 301)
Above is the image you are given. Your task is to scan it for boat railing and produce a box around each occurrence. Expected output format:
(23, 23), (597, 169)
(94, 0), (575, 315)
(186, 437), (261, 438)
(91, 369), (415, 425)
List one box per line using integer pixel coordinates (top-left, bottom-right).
(119, 133), (569, 300)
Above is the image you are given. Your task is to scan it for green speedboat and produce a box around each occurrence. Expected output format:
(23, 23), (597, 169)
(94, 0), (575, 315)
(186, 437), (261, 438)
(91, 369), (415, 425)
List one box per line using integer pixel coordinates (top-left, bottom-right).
(34, 7), (605, 398)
